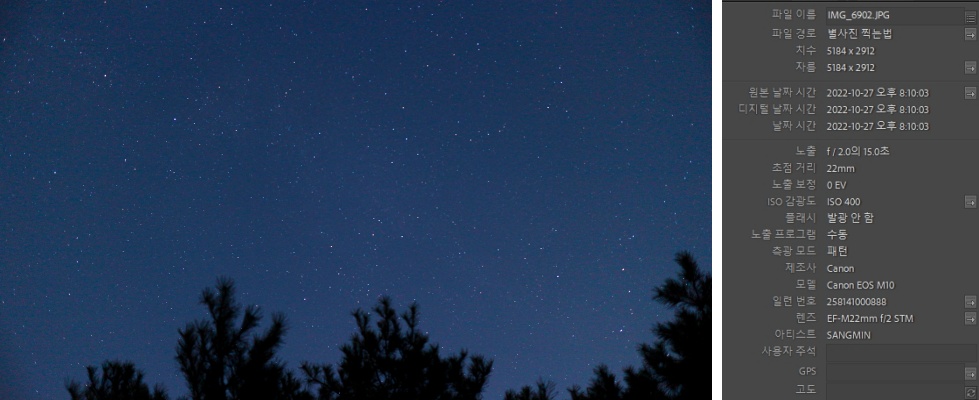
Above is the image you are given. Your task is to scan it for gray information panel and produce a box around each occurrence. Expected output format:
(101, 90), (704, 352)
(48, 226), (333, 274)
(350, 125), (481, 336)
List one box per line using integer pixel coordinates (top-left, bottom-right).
(724, 1), (979, 399)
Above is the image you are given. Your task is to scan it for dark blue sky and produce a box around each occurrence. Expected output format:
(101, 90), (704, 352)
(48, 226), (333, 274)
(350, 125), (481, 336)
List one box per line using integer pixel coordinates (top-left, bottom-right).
(0, 1), (710, 399)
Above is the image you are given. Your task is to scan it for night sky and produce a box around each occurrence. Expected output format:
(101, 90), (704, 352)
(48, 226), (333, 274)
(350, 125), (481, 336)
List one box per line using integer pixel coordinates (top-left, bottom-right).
(0, 1), (710, 399)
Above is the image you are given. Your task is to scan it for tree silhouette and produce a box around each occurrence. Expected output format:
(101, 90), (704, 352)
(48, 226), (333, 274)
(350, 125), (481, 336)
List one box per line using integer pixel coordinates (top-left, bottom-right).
(65, 360), (169, 400)
(503, 378), (556, 400)
(636, 251), (710, 399)
(565, 251), (711, 400)
(175, 277), (308, 400)
(300, 296), (493, 400)
(568, 365), (624, 400)
(66, 280), (496, 400)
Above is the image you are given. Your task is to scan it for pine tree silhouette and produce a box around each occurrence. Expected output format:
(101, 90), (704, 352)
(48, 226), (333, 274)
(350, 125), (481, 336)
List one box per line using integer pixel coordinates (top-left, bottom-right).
(65, 360), (169, 400)
(175, 277), (307, 400)
(629, 251), (710, 399)
(558, 251), (710, 400)
(65, 279), (496, 400)
(568, 365), (624, 400)
(301, 296), (492, 400)
(503, 378), (556, 400)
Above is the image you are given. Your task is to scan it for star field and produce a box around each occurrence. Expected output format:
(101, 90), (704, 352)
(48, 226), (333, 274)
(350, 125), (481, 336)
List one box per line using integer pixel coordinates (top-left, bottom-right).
(0, 2), (710, 399)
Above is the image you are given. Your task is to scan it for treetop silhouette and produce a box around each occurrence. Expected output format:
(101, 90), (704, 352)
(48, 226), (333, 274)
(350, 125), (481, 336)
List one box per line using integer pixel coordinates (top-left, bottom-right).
(64, 250), (707, 400)
(503, 378), (556, 400)
(512, 250), (711, 400)
(66, 360), (169, 400)
(67, 279), (492, 400)
(300, 296), (493, 400)
(175, 277), (305, 400)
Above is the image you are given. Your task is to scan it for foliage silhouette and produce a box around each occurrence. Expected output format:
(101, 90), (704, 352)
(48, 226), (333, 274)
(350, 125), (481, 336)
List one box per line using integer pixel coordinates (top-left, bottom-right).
(507, 251), (710, 400)
(568, 251), (710, 400)
(65, 360), (169, 400)
(300, 296), (493, 400)
(66, 280), (495, 400)
(503, 378), (556, 400)
(175, 277), (307, 400)
(568, 365), (624, 400)
(636, 250), (710, 399)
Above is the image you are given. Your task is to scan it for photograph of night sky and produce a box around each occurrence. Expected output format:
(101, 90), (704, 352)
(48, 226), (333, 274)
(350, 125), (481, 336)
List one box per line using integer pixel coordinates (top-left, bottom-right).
(0, 1), (710, 399)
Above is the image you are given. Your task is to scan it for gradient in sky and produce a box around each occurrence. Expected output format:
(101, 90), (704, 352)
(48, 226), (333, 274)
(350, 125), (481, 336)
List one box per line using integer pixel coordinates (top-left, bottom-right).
(0, 1), (710, 399)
